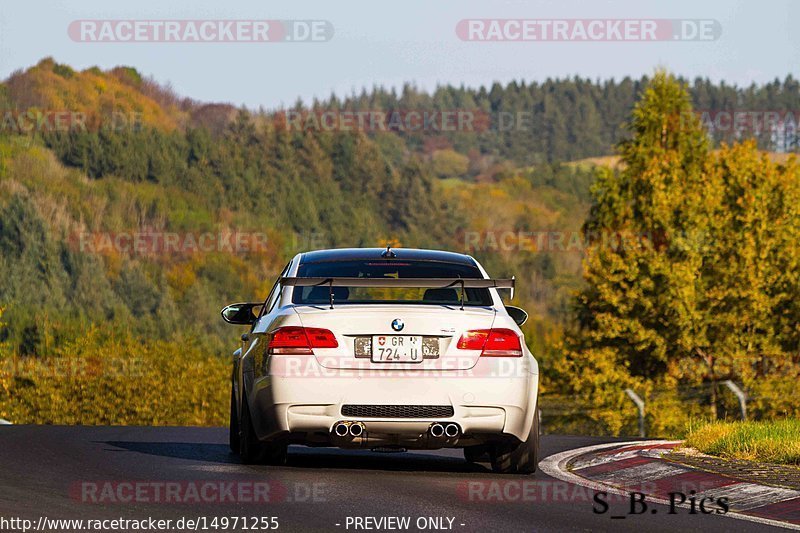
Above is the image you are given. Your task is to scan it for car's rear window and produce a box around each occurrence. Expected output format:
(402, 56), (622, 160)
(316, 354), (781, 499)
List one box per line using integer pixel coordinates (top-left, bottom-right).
(292, 260), (492, 306)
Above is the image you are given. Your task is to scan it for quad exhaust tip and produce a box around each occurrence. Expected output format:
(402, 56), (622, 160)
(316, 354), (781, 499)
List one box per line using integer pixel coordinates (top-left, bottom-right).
(335, 421), (457, 439)
(444, 423), (460, 438)
(430, 422), (460, 438)
(333, 421), (365, 438)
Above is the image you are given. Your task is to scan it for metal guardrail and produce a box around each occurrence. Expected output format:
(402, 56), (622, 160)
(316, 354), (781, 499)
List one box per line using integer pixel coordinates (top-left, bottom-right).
(539, 380), (753, 437)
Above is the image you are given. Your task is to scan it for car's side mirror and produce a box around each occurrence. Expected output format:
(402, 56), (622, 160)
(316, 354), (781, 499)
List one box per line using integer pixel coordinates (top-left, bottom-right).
(505, 305), (528, 326)
(221, 302), (262, 325)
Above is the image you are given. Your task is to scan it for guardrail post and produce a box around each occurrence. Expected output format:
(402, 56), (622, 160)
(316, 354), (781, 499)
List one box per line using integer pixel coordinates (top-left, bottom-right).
(624, 388), (646, 438)
(537, 408), (543, 435)
(722, 380), (747, 420)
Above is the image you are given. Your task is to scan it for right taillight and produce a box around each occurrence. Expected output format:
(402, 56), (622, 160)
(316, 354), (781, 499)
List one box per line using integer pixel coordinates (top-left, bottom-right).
(456, 328), (523, 357)
(268, 326), (338, 355)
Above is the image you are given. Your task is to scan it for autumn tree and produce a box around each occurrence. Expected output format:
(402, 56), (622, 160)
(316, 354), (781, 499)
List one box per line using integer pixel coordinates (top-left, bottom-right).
(567, 71), (800, 423)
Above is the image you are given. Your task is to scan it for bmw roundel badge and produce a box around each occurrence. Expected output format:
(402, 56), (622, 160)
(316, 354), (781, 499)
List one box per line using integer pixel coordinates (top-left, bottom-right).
(391, 318), (404, 332)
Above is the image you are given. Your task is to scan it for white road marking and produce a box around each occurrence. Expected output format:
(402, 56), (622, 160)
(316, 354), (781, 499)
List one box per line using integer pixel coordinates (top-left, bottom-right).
(571, 446), (672, 470)
(184, 464), (252, 473)
(590, 461), (691, 484)
(569, 448), (643, 470)
(701, 483), (800, 512)
(539, 440), (800, 531)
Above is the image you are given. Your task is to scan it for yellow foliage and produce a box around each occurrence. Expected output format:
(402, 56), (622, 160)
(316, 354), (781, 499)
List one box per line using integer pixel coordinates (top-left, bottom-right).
(0, 329), (228, 426)
(4, 58), (185, 132)
(166, 261), (198, 297)
(0, 307), (10, 399)
(377, 237), (402, 249)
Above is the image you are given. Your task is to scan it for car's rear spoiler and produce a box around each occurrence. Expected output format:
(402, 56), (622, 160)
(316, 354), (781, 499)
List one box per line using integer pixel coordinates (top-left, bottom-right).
(280, 276), (515, 309)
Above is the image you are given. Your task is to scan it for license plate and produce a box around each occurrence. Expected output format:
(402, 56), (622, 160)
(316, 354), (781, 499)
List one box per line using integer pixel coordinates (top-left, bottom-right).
(372, 335), (423, 363)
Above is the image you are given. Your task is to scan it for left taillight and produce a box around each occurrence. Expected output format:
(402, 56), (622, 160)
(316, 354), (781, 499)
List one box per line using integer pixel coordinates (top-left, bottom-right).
(267, 326), (338, 355)
(456, 328), (523, 357)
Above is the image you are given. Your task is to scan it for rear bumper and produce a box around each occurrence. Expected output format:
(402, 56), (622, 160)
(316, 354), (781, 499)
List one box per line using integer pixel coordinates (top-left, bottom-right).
(247, 357), (538, 447)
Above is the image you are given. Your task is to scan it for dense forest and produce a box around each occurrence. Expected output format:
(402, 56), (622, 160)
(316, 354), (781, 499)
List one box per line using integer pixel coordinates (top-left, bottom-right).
(0, 58), (797, 432)
(303, 76), (799, 165)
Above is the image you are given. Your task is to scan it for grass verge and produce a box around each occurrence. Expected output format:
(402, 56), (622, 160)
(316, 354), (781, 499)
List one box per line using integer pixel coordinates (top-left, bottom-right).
(684, 419), (800, 465)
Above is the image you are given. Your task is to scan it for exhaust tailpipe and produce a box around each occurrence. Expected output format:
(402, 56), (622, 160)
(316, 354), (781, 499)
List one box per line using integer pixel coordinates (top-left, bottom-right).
(444, 423), (460, 438)
(429, 423), (445, 438)
(349, 422), (365, 437)
(333, 422), (350, 437)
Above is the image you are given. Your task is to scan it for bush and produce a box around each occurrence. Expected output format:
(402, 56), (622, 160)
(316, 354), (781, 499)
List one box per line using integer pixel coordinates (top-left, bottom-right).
(0, 328), (228, 426)
(431, 149), (469, 178)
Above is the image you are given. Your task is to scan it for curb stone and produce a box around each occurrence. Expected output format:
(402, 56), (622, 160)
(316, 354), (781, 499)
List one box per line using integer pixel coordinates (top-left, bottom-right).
(539, 440), (800, 530)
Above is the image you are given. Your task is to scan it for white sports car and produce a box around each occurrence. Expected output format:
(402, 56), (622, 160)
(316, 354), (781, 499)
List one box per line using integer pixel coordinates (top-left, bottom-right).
(222, 248), (540, 474)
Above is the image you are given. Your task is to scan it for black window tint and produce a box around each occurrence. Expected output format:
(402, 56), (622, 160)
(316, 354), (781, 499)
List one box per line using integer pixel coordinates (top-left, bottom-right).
(291, 260), (492, 306)
(260, 261), (291, 317)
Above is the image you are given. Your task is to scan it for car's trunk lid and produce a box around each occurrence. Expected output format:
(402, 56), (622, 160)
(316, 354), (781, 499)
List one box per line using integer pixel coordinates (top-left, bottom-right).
(293, 304), (496, 371)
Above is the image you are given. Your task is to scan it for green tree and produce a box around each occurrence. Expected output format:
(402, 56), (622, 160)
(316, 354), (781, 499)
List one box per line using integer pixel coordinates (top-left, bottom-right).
(568, 72), (800, 425)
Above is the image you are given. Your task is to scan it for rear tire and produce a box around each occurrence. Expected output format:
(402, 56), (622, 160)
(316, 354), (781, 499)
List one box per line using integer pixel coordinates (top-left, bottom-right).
(490, 410), (539, 475)
(229, 387), (240, 453)
(262, 440), (289, 466)
(238, 395), (264, 464)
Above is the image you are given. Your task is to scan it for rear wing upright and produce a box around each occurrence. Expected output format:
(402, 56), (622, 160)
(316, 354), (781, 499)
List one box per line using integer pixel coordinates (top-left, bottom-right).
(280, 276), (515, 309)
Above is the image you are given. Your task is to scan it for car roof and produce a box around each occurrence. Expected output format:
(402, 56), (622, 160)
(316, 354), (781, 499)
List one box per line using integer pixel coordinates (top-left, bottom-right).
(299, 248), (477, 266)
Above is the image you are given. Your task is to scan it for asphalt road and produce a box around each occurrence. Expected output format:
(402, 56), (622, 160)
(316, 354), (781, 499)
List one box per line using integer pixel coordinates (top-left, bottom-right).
(0, 426), (785, 532)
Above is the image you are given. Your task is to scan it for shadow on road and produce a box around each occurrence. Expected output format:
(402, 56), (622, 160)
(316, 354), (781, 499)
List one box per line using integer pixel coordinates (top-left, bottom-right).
(103, 441), (238, 464)
(101, 441), (491, 474)
(287, 447), (490, 474)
